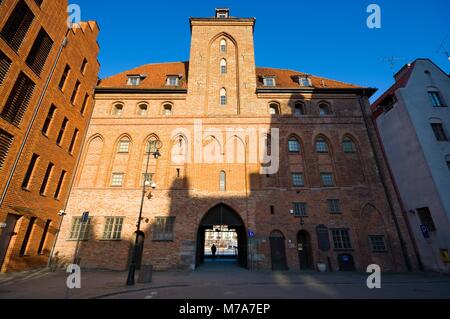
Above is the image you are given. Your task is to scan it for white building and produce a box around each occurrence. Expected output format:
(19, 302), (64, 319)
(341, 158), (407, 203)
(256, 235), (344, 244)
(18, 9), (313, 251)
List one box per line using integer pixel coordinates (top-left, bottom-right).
(372, 59), (450, 272)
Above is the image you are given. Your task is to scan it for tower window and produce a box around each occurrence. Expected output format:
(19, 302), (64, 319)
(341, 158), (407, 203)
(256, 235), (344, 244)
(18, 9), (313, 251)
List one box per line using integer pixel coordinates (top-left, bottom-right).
(220, 39), (227, 53)
(220, 171), (226, 191)
(220, 59), (227, 74)
(220, 88), (227, 105)
(216, 9), (230, 19)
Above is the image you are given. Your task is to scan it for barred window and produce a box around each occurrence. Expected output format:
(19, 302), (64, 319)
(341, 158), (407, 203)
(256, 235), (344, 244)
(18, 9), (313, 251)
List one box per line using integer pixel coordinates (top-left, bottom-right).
(369, 235), (387, 252)
(103, 217), (124, 240)
(293, 202), (307, 217)
(0, 129), (14, 169)
(111, 173), (124, 187)
(26, 28), (54, 76)
(153, 217), (176, 241)
(288, 138), (300, 153)
(118, 140), (130, 153)
(321, 173), (335, 187)
(69, 217), (91, 241)
(316, 138), (329, 153)
(292, 173), (304, 187)
(0, 0), (35, 52)
(328, 199), (341, 214)
(331, 229), (352, 250)
(0, 51), (12, 85)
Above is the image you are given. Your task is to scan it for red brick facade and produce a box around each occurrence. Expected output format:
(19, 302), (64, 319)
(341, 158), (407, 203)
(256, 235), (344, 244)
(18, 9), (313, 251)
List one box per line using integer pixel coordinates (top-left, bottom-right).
(0, 0), (100, 272)
(52, 10), (417, 272)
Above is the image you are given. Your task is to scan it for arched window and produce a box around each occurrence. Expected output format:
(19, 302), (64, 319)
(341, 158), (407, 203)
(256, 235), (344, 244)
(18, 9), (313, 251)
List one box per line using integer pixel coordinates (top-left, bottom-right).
(319, 103), (331, 116)
(219, 171), (226, 191)
(138, 103), (148, 116)
(342, 137), (356, 153)
(269, 103), (280, 115)
(118, 137), (130, 153)
(288, 137), (300, 153)
(220, 59), (227, 74)
(112, 103), (123, 116)
(220, 39), (227, 53)
(220, 88), (227, 105)
(163, 103), (173, 116)
(294, 102), (305, 116)
(316, 137), (329, 153)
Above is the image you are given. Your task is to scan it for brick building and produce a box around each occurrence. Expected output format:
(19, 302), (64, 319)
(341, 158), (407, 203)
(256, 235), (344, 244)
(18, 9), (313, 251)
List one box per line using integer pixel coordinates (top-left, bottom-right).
(0, 0), (100, 272)
(53, 9), (417, 272)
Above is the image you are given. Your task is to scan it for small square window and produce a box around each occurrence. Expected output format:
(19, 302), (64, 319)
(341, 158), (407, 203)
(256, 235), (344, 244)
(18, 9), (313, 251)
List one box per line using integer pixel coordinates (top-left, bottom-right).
(127, 76), (141, 86)
(292, 202), (307, 217)
(118, 141), (130, 153)
(167, 76), (179, 86)
(369, 235), (387, 252)
(111, 173), (124, 187)
(328, 199), (341, 214)
(103, 217), (124, 240)
(263, 77), (276, 87)
(113, 104), (123, 116)
(299, 77), (311, 87)
(292, 173), (304, 187)
(321, 173), (335, 187)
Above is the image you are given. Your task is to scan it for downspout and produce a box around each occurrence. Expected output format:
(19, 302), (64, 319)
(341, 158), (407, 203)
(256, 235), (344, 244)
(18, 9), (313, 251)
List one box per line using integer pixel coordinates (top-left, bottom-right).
(0, 29), (71, 208)
(357, 92), (412, 271)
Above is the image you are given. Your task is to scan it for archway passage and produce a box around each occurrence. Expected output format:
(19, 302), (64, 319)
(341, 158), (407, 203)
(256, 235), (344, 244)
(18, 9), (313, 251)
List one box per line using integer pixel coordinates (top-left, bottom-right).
(196, 204), (247, 269)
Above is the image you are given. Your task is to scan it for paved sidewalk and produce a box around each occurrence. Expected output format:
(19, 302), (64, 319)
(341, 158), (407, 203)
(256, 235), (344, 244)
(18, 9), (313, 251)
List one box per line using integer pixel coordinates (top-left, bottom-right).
(1, 265), (450, 299)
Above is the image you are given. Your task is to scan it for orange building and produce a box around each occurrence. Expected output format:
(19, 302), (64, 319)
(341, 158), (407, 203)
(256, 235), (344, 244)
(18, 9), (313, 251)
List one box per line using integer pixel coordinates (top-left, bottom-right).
(0, 0), (100, 272)
(52, 9), (417, 272)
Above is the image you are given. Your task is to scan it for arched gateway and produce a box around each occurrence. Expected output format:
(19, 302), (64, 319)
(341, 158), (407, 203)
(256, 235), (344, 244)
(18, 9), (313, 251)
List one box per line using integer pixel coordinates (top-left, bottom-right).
(196, 204), (248, 268)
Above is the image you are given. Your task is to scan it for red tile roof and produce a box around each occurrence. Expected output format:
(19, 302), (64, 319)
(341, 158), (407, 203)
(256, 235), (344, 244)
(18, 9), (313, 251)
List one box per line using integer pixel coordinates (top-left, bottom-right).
(98, 62), (363, 90)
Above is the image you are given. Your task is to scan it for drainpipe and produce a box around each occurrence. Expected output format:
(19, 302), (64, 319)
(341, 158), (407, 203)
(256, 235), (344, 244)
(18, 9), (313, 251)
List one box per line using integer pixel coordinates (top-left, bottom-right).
(0, 29), (70, 208)
(357, 93), (412, 271)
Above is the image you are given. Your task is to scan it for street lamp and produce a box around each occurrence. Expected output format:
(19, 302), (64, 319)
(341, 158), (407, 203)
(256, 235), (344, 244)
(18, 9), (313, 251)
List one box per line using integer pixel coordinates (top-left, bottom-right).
(126, 139), (162, 286)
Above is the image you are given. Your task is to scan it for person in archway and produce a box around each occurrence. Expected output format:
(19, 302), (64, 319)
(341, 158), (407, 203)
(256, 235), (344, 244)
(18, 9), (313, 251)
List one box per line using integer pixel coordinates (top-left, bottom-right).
(211, 244), (217, 261)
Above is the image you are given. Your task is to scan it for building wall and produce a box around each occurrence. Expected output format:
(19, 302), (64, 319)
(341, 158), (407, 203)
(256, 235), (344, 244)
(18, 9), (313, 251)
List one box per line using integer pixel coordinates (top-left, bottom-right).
(53, 14), (415, 272)
(375, 60), (450, 272)
(0, 0), (100, 272)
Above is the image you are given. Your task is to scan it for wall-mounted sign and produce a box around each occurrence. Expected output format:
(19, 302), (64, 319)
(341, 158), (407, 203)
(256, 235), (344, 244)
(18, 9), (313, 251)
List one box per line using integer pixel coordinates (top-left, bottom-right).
(248, 230), (255, 238)
(420, 225), (430, 238)
(316, 224), (330, 251)
(0, 223), (7, 229)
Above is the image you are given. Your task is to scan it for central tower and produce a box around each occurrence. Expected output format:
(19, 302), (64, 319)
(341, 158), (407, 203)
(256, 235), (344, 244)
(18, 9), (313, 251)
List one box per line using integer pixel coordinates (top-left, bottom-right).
(187, 9), (257, 115)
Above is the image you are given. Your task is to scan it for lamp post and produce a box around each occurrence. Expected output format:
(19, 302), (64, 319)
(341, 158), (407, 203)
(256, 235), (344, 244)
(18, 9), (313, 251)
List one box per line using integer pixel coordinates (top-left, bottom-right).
(126, 139), (162, 286)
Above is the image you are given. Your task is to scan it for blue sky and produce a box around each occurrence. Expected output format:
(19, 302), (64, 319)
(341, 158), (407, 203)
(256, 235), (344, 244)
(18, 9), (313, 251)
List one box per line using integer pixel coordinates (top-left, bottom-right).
(74, 0), (450, 101)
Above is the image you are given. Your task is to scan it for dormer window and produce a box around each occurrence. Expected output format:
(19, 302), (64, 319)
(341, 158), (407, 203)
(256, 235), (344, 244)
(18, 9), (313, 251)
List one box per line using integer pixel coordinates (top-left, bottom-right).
(127, 75), (142, 86)
(298, 76), (312, 87)
(166, 75), (180, 87)
(216, 8), (230, 19)
(263, 77), (276, 87)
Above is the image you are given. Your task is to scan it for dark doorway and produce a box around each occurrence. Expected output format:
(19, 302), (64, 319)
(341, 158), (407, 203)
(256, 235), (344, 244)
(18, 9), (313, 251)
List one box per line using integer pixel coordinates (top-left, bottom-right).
(129, 231), (145, 270)
(0, 214), (21, 270)
(338, 254), (356, 271)
(196, 204), (247, 268)
(297, 230), (313, 270)
(269, 230), (288, 270)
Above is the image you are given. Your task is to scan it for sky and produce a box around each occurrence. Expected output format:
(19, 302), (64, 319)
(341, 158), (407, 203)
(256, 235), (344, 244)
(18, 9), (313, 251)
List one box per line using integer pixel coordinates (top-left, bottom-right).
(74, 0), (450, 101)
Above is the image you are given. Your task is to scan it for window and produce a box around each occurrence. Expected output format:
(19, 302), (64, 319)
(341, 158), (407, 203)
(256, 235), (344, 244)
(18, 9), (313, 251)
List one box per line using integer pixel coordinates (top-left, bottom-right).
(111, 173), (124, 187)
(321, 173), (335, 187)
(431, 123), (448, 141)
(369, 235), (387, 252)
(138, 104), (148, 116)
(68, 129), (79, 154)
(0, 51), (12, 85)
(331, 229), (352, 250)
(0, 0), (35, 52)
(37, 220), (51, 255)
(220, 88), (227, 105)
(319, 103), (331, 116)
(69, 217), (91, 241)
(81, 58), (88, 74)
(429, 91), (445, 107)
(299, 77), (311, 87)
(292, 173), (304, 187)
(220, 39), (227, 53)
(103, 217), (124, 240)
(19, 217), (36, 256)
(417, 207), (436, 232)
(269, 103), (280, 115)
(216, 9), (230, 19)
(70, 80), (80, 105)
(26, 28), (53, 76)
(153, 217), (176, 241)
(40, 162), (54, 195)
(163, 104), (173, 116)
(0, 129), (14, 169)
(166, 76), (179, 86)
(113, 104), (123, 116)
(22, 153), (39, 189)
(328, 199), (341, 214)
(80, 94), (89, 115)
(293, 202), (308, 217)
(127, 76), (141, 86)
(220, 171), (226, 191)
(343, 137), (356, 153)
(288, 137), (300, 153)
(220, 59), (227, 74)
(316, 138), (329, 153)
(263, 77), (276, 87)
(54, 170), (66, 199)
(56, 117), (68, 146)
(142, 173), (154, 186)
(1, 72), (36, 126)
(294, 103), (305, 116)
(58, 65), (70, 91)
(42, 105), (56, 136)
(118, 140), (130, 153)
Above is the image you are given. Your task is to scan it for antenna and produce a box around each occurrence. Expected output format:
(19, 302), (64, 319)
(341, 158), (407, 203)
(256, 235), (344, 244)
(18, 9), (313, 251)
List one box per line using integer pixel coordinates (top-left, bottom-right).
(436, 34), (450, 61)
(381, 55), (406, 71)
